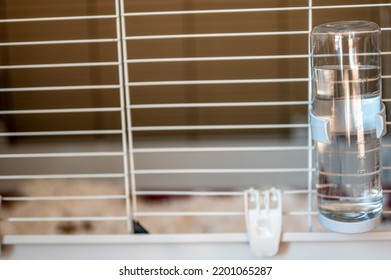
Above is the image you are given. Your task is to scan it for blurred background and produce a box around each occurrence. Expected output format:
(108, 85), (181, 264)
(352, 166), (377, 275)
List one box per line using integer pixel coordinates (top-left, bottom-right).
(0, 0), (391, 236)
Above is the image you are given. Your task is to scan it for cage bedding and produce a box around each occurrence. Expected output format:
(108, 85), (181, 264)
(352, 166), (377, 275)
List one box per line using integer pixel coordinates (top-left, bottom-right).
(0, 179), (319, 235)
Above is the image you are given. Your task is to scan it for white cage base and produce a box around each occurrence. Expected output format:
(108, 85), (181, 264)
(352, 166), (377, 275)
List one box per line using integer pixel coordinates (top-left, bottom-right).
(2, 233), (391, 260)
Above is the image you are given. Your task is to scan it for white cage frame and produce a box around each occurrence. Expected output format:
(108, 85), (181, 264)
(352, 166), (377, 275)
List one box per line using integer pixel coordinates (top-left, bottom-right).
(1, 0), (391, 259)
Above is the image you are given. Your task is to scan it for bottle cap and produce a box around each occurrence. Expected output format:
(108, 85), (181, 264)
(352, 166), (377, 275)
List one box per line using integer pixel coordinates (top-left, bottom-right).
(319, 212), (381, 234)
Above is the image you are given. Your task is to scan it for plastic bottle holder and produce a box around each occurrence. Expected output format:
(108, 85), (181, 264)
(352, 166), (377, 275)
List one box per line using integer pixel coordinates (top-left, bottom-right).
(244, 188), (282, 257)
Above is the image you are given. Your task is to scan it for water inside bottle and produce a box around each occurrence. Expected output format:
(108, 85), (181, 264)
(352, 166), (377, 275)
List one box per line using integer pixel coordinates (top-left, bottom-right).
(315, 131), (383, 222)
(313, 65), (383, 222)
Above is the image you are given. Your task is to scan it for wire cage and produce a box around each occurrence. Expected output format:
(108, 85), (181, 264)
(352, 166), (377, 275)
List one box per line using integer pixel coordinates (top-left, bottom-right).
(1, 0), (391, 259)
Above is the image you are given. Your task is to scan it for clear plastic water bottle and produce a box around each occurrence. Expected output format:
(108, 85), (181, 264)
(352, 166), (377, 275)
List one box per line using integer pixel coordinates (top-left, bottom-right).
(310, 21), (387, 233)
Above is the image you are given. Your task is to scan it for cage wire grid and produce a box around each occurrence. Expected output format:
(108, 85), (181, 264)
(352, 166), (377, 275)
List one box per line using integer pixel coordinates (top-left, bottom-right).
(0, 0), (391, 250)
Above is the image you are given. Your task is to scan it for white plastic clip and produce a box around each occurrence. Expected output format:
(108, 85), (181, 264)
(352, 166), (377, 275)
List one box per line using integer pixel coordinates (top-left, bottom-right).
(376, 103), (387, 139)
(310, 108), (330, 144)
(244, 188), (282, 257)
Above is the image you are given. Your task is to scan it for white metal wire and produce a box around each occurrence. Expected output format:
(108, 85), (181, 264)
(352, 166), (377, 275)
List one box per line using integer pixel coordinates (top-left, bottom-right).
(127, 78), (309, 86)
(129, 101), (308, 109)
(124, 3), (391, 17)
(116, 0), (133, 233)
(0, 15), (117, 23)
(0, 130), (122, 137)
(119, 0), (139, 224)
(0, 62), (119, 70)
(0, 38), (118, 46)
(125, 31), (309, 40)
(132, 146), (309, 153)
(0, 85), (121, 92)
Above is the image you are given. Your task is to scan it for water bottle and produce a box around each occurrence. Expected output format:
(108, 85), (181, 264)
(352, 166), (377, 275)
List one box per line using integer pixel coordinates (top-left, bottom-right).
(310, 21), (387, 233)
